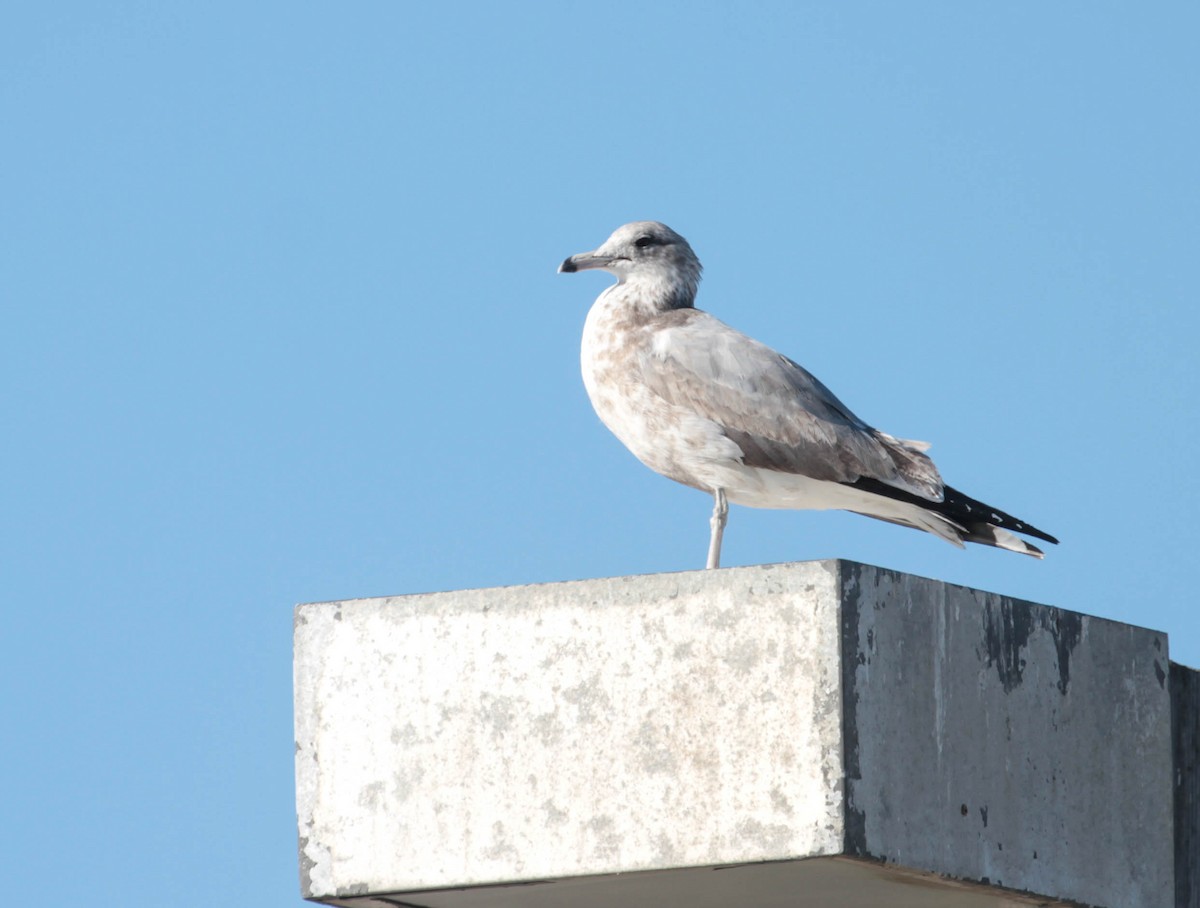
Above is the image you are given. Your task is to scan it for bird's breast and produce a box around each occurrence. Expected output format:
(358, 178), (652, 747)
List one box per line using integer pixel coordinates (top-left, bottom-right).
(580, 293), (650, 435)
(580, 292), (742, 491)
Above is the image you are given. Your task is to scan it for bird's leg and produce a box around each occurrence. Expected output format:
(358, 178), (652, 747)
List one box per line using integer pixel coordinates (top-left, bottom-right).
(706, 488), (729, 569)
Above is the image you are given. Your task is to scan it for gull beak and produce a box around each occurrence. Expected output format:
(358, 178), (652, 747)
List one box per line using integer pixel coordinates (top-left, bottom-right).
(558, 250), (617, 274)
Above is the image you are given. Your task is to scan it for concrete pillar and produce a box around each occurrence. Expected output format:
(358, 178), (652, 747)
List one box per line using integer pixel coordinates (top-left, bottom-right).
(294, 560), (1193, 907)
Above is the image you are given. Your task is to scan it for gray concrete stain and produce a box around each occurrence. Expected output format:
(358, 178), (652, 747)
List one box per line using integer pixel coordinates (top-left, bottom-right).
(390, 722), (419, 746)
(531, 710), (564, 747)
(477, 693), (517, 737)
(297, 834), (315, 896)
(735, 817), (793, 852)
(482, 821), (519, 863)
(652, 831), (681, 864)
(540, 799), (568, 827)
(724, 637), (761, 675)
(982, 598), (1034, 692)
(981, 597), (1084, 696)
(770, 786), (794, 816)
(358, 780), (385, 809)
(586, 814), (622, 860)
(392, 765), (423, 803)
(635, 720), (679, 774)
(1049, 611), (1083, 695)
(562, 673), (611, 724)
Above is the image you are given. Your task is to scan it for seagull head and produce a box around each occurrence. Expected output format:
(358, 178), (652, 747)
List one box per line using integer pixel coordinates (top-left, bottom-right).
(559, 221), (702, 309)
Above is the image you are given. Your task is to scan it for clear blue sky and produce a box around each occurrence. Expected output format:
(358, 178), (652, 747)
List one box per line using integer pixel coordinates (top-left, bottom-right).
(3, 3), (1196, 905)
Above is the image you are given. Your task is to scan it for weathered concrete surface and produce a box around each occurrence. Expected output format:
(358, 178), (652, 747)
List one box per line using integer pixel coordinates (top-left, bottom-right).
(839, 563), (1173, 907)
(294, 561), (1179, 907)
(295, 562), (846, 898)
(1174, 661), (1200, 908)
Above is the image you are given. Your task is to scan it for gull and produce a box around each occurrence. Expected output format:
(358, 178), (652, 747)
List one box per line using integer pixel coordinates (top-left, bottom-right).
(559, 220), (1057, 569)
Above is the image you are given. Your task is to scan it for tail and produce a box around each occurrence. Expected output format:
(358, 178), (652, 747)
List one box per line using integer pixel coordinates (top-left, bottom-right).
(845, 477), (1059, 559)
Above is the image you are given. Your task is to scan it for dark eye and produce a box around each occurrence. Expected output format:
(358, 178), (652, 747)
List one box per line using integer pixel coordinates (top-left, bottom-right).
(634, 235), (655, 248)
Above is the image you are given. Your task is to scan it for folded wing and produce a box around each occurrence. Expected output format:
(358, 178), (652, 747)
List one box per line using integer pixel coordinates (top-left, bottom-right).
(638, 308), (945, 501)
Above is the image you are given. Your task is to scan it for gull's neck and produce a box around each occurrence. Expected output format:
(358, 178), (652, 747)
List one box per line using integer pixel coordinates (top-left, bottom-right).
(612, 267), (699, 315)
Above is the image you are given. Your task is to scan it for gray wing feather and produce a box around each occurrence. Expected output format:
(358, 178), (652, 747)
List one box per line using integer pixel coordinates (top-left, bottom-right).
(638, 309), (945, 501)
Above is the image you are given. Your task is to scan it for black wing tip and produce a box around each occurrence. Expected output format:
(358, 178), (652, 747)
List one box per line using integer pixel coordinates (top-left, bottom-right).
(850, 477), (1059, 547)
(991, 518), (1059, 546)
(942, 484), (1059, 546)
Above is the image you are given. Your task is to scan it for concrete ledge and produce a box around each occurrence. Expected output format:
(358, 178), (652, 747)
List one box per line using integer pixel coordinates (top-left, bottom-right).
(294, 561), (1182, 907)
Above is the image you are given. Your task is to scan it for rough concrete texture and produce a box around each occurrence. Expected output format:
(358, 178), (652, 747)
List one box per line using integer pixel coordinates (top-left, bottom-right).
(295, 561), (846, 899)
(839, 563), (1173, 907)
(1174, 661), (1200, 908)
(294, 561), (1180, 907)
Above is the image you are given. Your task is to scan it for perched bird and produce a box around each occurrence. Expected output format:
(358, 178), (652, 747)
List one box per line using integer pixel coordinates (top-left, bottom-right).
(559, 220), (1057, 568)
